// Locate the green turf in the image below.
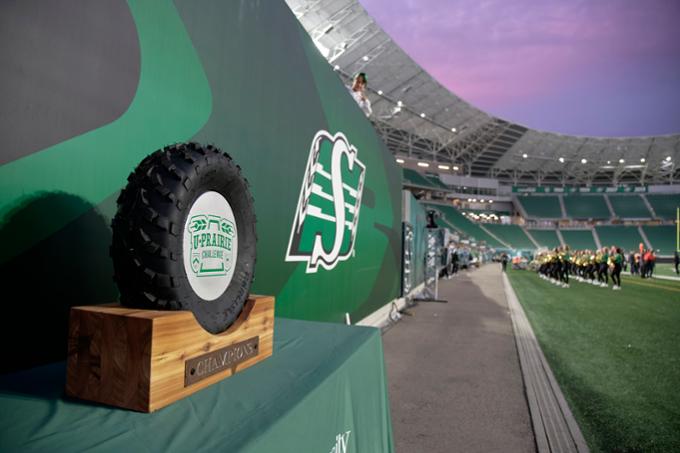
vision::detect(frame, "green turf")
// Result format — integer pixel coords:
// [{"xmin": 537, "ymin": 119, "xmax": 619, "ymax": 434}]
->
[
  {"xmin": 640, "ymin": 263, "xmax": 679, "ymax": 279},
  {"xmin": 507, "ymin": 269, "xmax": 680, "ymax": 452}
]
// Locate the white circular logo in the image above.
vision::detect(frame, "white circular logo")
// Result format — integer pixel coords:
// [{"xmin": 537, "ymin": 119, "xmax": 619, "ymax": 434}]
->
[{"xmin": 183, "ymin": 191, "xmax": 238, "ymax": 301}]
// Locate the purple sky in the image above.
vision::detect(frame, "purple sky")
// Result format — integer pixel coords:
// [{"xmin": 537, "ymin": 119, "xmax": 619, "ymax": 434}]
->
[{"xmin": 359, "ymin": 0, "xmax": 680, "ymax": 137}]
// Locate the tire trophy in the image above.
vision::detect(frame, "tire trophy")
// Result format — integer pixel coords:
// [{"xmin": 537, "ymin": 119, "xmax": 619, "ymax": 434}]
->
[{"xmin": 111, "ymin": 143, "xmax": 256, "ymax": 334}]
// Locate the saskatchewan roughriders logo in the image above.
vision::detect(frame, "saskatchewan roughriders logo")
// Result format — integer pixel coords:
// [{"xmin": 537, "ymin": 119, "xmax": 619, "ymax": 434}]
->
[
  {"xmin": 188, "ymin": 214, "xmax": 235, "ymax": 277},
  {"xmin": 285, "ymin": 130, "xmax": 366, "ymax": 273}
]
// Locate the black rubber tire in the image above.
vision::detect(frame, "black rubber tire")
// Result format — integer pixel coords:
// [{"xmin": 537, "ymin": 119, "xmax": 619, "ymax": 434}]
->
[{"xmin": 110, "ymin": 142, "xmax": 256, "ymax": 334}]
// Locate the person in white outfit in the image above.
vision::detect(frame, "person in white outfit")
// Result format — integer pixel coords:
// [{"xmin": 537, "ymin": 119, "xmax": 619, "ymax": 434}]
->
[{"xmin": 348, "ymin": 72, "xmax": 372, "ymax": 117}]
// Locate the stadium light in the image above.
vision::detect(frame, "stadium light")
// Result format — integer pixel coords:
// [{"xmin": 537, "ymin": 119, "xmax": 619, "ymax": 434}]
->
[
  {"xmin": 559, "ymin": 157, "xmax": 565, "ymax": 163},
  {"xmin": 581, "ymin": 158, "xmax": 587, "ymax": 164},
  {"xmin": 396, "ymin": 158, "xmax": 404, "ymax": 164},
  {"xmin": 438, "ymin": 164, "xmax": 450, "ymax": 170},
  {"xmin": 417, "ymin": 162, "xmax": 429, "ymax": 168},
  {"xmin": 619, "ymin": 158, "xmax": 625, "ymax": 164}
]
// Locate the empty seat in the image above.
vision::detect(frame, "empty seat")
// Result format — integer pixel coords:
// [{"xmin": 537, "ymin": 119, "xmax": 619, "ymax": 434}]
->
[
  {"xmin": 528, "ymin": 229, "xmax": 561, "ymax": 249},
  {"xmin": 595, "ymin": 226, "xmax": 644, "ymax": 252},
  {"xmin": 563, "ymin": 195, "xmax": 610, "ymax": 219},
  {"xmin": 560, "ymin": 230, "xmax": 597, "ymax": 250},
  {"xmin": 425, "ymin": 175, "xmax": 449, "ymax": 190},
  {"xmin": 483, "ymin": 224, "xmax": 535, "ymax": 249},
  {"xmin": 608, "ymin": 195, "xmax": 651, "ymax": 218},
  {"xmin": 517, "ymin": 196, "xmax": 562, "ymax": 218},
  {"xmin": 646, "ymin": 194, "xmax": 680, "ymax": 220},
  {"xmin": 424, "ymin": 203, "xmax": 505, "ymax": 248},
  {"xmin": 403, "ymin": 169, "xmax": 437, "ymax": 189},
  {"xmin": 643, "ymin": 225, "xmax": 676, "ymax": 256}
]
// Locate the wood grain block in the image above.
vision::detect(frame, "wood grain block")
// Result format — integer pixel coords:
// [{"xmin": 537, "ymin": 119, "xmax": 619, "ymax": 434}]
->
[{"xmin": 66, "ymin": 295, "xmax": 275, "ymax": 412}]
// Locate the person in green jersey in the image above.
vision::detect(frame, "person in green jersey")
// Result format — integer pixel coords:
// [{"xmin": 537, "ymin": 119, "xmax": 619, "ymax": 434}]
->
[
  {"xmin": 610, "ymin": 246, "xmax": 623, "ymax": 290},
  {"xmin": 598, "ymin": 247, "xmax": 609, "ymax": 287}
]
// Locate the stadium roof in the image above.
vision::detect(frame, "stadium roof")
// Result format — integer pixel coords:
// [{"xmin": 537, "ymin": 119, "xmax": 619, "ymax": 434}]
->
[{"xmin": 285, "ymin": 0, "xmax": 680, "ymax": 186}]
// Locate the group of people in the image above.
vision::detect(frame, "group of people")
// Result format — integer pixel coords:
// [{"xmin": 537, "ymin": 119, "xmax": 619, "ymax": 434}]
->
[
  {"xmin": 628, "ymin": 249, "xmax": 657, "ymax": 278},
  {"xmin": 536, "ymin": 246, "xmax": 625, "ymax": 290}
]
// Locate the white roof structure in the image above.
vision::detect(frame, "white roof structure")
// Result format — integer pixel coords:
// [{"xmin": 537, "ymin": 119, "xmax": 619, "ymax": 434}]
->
[{"xmin": 286, "ymin": 0, "xmax": 680, "ymax": 186}]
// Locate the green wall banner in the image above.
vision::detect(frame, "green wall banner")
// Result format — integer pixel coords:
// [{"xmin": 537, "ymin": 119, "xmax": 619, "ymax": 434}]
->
[{"xmin": 0, "ymin": 0, "xmax": 402, "ymax": 371}]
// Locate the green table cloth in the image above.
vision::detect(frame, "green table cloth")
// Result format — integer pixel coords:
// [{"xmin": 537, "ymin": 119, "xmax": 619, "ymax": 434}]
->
[{"xmin": 0, "ymin": 318, "xmax": 394, "ymax": 452}]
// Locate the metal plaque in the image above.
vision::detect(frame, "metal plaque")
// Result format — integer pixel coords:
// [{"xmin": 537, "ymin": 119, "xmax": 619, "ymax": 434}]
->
[{"xmin": 184, "ymin": 336, "xmax": 259, "ymax": 387}]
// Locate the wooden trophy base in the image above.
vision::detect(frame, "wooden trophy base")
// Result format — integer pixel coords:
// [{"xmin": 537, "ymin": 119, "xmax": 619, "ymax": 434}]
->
[{"xmin": 66, "ymin": 295, "xmax": 274, "ymax": 412}]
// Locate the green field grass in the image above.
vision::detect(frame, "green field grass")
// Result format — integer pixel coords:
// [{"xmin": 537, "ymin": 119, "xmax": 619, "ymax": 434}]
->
[
  {"xmin": 507, "ymin": 269, "xmax": 680, "ymax": 452},
  {"xmin": 647, "ymin": 263, "xmax": 679, "ymax": 278}
]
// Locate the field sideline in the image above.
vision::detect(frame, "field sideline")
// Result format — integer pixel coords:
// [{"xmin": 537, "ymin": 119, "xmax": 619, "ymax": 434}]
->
[{"xmin": 507, "ymin": 268, "xmax": 680, "ymax": 452}]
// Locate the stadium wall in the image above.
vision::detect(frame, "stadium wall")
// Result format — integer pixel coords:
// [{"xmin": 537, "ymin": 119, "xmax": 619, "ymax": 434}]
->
[
  {"xmin": 403, "ymin": 192, "xmax": 428, "ymax": 290},
  {"xmin": 0, "ymin": 0, "xmax": 402, "ymax": 370}
]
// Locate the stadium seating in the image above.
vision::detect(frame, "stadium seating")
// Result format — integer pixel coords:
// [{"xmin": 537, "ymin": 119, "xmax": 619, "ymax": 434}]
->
[
  {"xmin": 563, "ymin": 195, "xmax": 610, "ymax": 219},
  {"xmin": 608, "ymin": 195, "xmax": 652, "ymax": 218},
  {"xmin": 560, "ymin": 229, "xmax": 597, "ymax": 250},
  {"xmin": 646, "ymin": 194, "xmax": 680, "ymax": 219},
  {"xmin": 516, "ymin": 195, "xmax": 562, "ymax": 218},
  {"xmin": 424, "ymin": 203, "xmax": 505, "ymax": 248},
  {"xmin": 483, "ymin": 224, "xmax": 535, "ymax": 249},
  {"xmin": 643, "ymin": 225, "xmax": 676, "ymax": 256},
  {"xmin": 595, "ymin": 226, "xmax": 644, "ymax": 252},
  {"xmin": 403, "ymin": 169, "xmax": 438, "ymax": 189},
  {"xmin": 425, "ymin": 175, "xmax": 449, "ymax": 190},
  {"xmin": 528, "ymin": 229, "xmax": 561, "ymax": 249}
]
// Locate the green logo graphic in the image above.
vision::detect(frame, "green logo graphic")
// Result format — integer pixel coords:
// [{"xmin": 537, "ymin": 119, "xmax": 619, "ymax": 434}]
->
[
  {"xmin": 286, "ymin": 130, "xmax": 366, "ymax": 273},
  {"xmin": 188, "ymin": 214, "xmax": 235, "ymax": 277}
]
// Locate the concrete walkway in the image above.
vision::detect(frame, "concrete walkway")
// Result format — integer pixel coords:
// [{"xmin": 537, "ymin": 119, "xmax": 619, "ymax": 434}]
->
[{"xmin": 383, "ymin": 264, "xmax": 535, "ymax": 452}]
